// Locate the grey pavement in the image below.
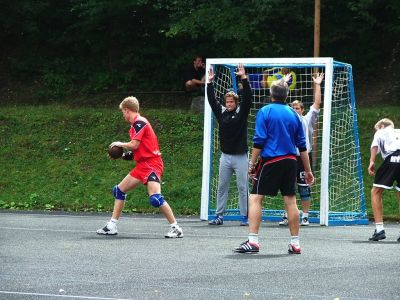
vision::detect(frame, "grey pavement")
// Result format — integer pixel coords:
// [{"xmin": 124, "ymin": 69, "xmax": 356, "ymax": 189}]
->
[{"xmin": 0, "ymin": 211, "xmax": 399, "ymax": 300}]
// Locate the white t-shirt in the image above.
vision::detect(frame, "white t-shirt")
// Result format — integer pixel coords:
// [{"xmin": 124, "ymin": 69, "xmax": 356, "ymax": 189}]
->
[
  {"xmin": 296, "ymin": 105, "xmax": 320, "ymax": 155},
  {"xmin": 371, "ymin": 126, "xmax": 400, "ymax": 160}
]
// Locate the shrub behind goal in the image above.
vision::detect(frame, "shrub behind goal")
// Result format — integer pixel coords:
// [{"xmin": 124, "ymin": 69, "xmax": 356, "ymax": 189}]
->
[{"xmin": 200, "ymin": 58, "xmax": 368, "ymax": 226}]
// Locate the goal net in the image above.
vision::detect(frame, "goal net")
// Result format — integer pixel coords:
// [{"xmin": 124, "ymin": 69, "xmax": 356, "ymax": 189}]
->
[{"xmin": 200, "ymin": 58, "xmax": 368, "ymax": 226}]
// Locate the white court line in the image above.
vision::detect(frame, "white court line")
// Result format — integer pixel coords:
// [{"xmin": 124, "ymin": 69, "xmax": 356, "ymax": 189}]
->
[
  {"xmin": 0, "ymin": 287, "xmax": 384, "ymax": 300},
  {"xmin": 0, "ymin": 290, "xmax": 133, "ymax": 300},
  {"xmin": 0, "ymin": 225, "xmax": 393, "ymax": 242}
]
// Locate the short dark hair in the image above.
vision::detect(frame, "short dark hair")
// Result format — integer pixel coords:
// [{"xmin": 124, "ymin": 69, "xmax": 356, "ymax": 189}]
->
[{"xmin": 270, "ymin": 79, "xmax": 289, "ymax": 102}]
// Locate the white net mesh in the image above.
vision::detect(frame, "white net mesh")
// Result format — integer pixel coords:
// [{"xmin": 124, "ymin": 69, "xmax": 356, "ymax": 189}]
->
[{"xmin": 207, "ymin": 61, "xmax": 366, "ymax": 223}]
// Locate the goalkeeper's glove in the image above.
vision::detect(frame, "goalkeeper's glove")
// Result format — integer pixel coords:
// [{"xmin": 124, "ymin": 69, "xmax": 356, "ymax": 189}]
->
[{"xmin": 122, "ymin": 151, "xmax": 134, "ymax": 161}]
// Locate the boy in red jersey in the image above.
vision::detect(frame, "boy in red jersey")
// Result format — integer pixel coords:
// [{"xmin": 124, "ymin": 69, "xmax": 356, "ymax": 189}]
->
[{"xmin": 97, "ymin": 96, "xmax": 183, "ymax": 238}]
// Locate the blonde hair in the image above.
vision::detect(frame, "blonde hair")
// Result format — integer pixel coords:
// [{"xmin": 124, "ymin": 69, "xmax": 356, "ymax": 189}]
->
[
  {"xmin": 290, "ymin": 100, "xmax": 304, "ymax": 109},
  {"xmin": 224, "ymin": 91, "xmax": 239, "ymax": 105},
  {"xmin": 119, "ymin": 96, "xmax": 139, "ymax": 112},
  {"xmin": 374, "ymin": 118, "xmax": 394, "ymax": 130}
]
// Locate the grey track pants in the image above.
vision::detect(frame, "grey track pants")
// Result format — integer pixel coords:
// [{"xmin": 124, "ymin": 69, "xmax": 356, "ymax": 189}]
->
[{"xmin": 216, "ymin": 152, "xmax": 248, "ymax": 216}]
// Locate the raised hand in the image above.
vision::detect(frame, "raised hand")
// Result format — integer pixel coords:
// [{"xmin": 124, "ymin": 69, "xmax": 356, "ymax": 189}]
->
[
  {"xmin": 235, "ymin": 63, "xmax": 246, "ymax": 78},
  {"xmin": 312, "ymin": 72, "xmax": 324, "ymax": 85},
  {"xmin": 207, "ymin": 66, "xmax": 215, "ymax": 83},
  {"xmin": 283, "ymin": 73, "xmax": 292, "ymax": 83}
]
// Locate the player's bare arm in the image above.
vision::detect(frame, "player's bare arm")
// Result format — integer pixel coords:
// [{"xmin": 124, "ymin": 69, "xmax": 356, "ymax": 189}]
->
[
  {"xmin": 248, "ymin": 148, "xmax": 261, "ymax": 180},
  {"xmin": 300, "ymin": 150, "xmax": 314, "ymax": 185},
  {"xmin": 368, "ymin": 146, "xmax": 378, "ymax": 176},
  {"xmin": 110, "ymin": 139, "xmax": 140, "ymax": 151},
  {"xmin": 312, "ymin": 72, "xmax": 324, "ymax": 110}
]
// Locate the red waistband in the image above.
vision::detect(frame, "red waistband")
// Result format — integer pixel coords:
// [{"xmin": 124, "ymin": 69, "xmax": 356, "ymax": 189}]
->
[{"xmin": 264, "ymin": 155, "xmax": 297, "ymax": 165}]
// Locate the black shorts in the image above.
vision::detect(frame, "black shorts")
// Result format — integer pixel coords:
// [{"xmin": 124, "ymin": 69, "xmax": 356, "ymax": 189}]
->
[
  {"xmin": 251, "ymin": 158, "xmax": 297, "ymax": 196},
  {"xmin": 374, "ymin": 150, "xmax": 400, "ymax": 190},
  {"xmin": 297, "ymin": 152, "xmax": 312, "ymax": 186}
]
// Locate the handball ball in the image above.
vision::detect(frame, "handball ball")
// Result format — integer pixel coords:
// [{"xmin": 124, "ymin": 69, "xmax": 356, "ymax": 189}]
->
[{"xmin": 108, "ymin": 146, "xmax": 123, "ymax": 159}]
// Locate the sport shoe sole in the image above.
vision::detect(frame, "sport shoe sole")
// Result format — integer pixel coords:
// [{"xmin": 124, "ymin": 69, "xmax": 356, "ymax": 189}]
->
[
  {"xmin": 165, "ymin": 234, "xmax": 184, "ymax": 238},
  {"xmin": 288, "ymin": 244, "xmax": 301, "ymax": 254},
  {"xmin": 165, "ymin": 226, "xmax": 184, "ymax": 238},
  {"xmin": 96, "ymin": 227, "xmax": 118, "ymax": 235},
  {"xmin": 368, "ymin": 230, "xmax": 386, "ymax": 241},
  {"xmin": 209, "ymin": 217, "xmax": 223, "ymax": 225},
  {"xmin": 233, "ymin": 241, "xmax": 260, "ymax": 254}
]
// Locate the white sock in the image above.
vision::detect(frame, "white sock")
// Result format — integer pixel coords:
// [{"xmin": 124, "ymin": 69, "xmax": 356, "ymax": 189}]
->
[
  {"xmin": 171, "ymin": 222, "xmax": 178, "ymax": 227},
  {"xmin": 290, "ymin": 236, "xmax": 300, "ymax": 247},
  {"xmin": 248, "ymin": 233, "xmax": 259, "ymax": 244},
  {"xmin": 110, "ymin": 218, "xmax": 118, "ymax": 224},
  {"xmin": 375, "ymin": 222, "xmax": 384, "ymax": 232},
  {"xmin": 302, "ymin": 212, "xmax": 309, "ymax": 218}
]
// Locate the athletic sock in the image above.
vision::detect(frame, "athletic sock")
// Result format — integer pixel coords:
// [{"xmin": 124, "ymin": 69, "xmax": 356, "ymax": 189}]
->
[
  {"xmin": 290, "ymin": 236, "xmax": 300, "ymax": 247},
  {"xmin": 248, "ymin": 233, "xmax": 259, "ymax": 244},
  {"xmin": 302, "ymin": 212, "xmax": 309, "ymax": 219},
  {"xmin": 171, "ymin": 222, "xmax": 178, "ymax": 227},
  {"xmin": 110, "ymin": 218, "xmax": 118, "ymax": 224},
  {"xmin": 375, "ymin": 222, "xmax": 384, "ymax": 233}
]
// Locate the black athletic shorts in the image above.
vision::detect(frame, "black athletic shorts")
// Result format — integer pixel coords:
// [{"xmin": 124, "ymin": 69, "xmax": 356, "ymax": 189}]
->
[
  {"xmin": 374, "ymin": 150, "xmax": 400, "ymax": 190},
  {"xmin": 251, "ymin": 157, "xmax": 297, "ymax": 196}
]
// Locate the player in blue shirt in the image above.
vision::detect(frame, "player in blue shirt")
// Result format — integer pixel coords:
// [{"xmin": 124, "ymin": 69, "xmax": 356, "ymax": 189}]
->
[{"xmin": 233, "ymin": 75, "xmax": 314, "ymax": 254}]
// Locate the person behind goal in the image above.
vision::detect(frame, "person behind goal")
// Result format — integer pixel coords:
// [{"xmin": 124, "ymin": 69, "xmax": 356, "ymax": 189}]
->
[{"xmin": 279, "ymin": 72, "xmax": 324, "ymax": 226}]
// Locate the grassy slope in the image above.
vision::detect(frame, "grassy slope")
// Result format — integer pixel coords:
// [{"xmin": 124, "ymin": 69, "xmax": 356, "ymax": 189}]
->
[
  {"xmin": 0, "ymin": 106, "xmax": 203, "ymax": 214},
  {"xmin": 0, "ymin": 104, "xmax": 399, "ymax": 218}
]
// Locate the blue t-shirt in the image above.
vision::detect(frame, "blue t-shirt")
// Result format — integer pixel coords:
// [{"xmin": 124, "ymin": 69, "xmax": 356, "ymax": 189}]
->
[{"xmin": 253, "ymin": 102, "xmax": 306, "ymax": 159}]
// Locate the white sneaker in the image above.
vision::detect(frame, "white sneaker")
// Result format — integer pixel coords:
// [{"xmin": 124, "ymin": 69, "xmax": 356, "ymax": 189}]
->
[
  {"xmin": 165, "ymin": 225, "xmax": 183, "ymax": 238},
  {"xmin": 279, "ymin": 217, "xmax": 288, "ymax": 226},
  {"xmin": 96, "ymin": 221, "xmax": 118, "ymax": 235},
  {"xmin": 301, "ymin": 217, "xmax": 310, "ymax": 226}
]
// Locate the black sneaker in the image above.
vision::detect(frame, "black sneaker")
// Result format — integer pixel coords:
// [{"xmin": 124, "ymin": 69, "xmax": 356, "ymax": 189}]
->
[
  {"xmin": 233, "ymin": 240, "xmax": 260, "ymax": 253},
  {"xmin": 368, "ymin": 229, "xmax": 386, "ymax": 241}
]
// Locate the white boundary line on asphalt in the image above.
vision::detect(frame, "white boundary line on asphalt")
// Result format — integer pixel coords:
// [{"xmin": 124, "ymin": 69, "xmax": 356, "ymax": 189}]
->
[{"xmin": 0, "ymin": 290, "xmax": 133, "ymax": 300}]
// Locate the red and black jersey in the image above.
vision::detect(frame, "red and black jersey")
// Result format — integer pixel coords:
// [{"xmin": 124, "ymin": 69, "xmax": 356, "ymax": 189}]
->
[{"xmin": 129, "ymin": 114, "xmax": 161, "ymax": 162}]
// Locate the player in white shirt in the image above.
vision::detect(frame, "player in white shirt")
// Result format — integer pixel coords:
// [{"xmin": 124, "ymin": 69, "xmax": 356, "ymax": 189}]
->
[
  {"xmin": 279, "ymin": 73, "xmax": 324, "ymax": 226},
  {"xmin": 368, "ymin": 118, "xmax": 400, "ymax": 242}
]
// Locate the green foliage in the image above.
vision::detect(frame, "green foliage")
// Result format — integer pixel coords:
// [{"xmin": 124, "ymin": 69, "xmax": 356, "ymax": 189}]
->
[
  {"xmin": 1, "ymin": 1, "xmax": 399, "ymax": 100},
  {"xmin": 0, "ymin": 105, "xmax": 203, "ymax": 214},
  {"xmin": 0, "ymin": 104, "xmax": 399, "ymax": 219}
]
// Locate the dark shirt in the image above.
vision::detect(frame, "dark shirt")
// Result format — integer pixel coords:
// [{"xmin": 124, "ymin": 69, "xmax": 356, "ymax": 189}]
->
[
  {"xmin": 183, "ymin": 64, "xmax": 205, "ymax": 88},
  {"xmin": 207, "ymin": 78, "xmax": 252, "ymax": 154}
]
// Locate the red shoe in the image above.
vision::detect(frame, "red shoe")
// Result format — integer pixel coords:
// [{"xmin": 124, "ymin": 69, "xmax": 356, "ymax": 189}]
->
[{"xmin": 288, "ymin": 243, "xmax": 301, "ymax": 254}]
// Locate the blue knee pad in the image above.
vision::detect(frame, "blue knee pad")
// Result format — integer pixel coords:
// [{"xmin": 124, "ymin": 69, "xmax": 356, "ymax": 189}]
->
[
  {"xmin": 298, "ymin": 185, "xmax": 311, "ymax": 201},
  {"xmin": 149, "ymin": 194, "xmax": 165, "ymax": 207},
  {"xmin": 112, "ymin": 185, "xmax": 126, "ymax": 201}
]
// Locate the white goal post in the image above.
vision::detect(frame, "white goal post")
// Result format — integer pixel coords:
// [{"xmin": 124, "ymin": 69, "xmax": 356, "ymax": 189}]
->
[{"xmin": 200, "ymin": 57, "xmax": 368, "ymax": 226}]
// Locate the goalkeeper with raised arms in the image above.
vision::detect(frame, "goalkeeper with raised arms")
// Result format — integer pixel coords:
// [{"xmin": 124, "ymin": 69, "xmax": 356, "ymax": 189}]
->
[
  {"xmin": 234, "ymin": 74, "xmax": 314, "ymax": 254},
  {"xmin": 207, "ymin": 63, "xmax": 251, "ymax": 226}
]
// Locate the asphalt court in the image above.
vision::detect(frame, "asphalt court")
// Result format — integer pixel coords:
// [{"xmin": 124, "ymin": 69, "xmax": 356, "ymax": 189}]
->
[{"xmin": 0, "ymin": 211, "xmax": 399, "ymax": 300}]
